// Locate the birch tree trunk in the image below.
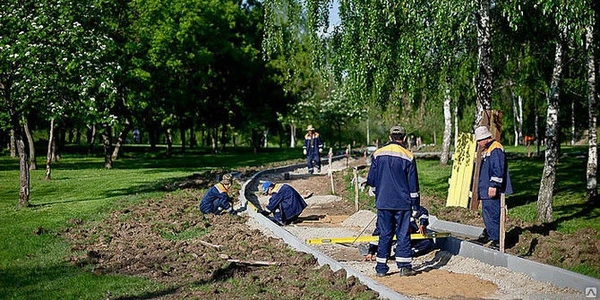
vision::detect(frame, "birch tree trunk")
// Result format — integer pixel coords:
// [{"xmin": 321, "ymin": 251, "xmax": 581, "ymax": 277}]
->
[
  {"xmin": 87, "ymin": 124, "xmax": 96, "ymax": 154},
  {"xmin": 440, "ymin": 84, "xmax": 452, "ymax": 165},
  {"xmin": 537, "ymin": 27, "xmax": 565, "ymax": 223},
  {"xmin": 510, "ymin": 83, "xmax": 523, "ymax": 146},
  {"xmin": 45, "ymin": 118, "xmax": 55, "ymax": 180},
  {"xmin": 101, "ymin": 125, "xmax": 113, "ymax": 169},
  {"xmin": 474, "ymin": 0, "xmax": 493, "ymax": 125},
  {"xmin": 111, "ymin": 118, "xmax": 132, "ymax": 160},
  {"xmin": 585, "ymin": 23, "xmax": 597, "ymax": 200},
  {"xmin": 454, "ymin": 105, "xmax": 458, "ymax": 149},
  {"xmin": 180, "ymin": 124, "xmax": 187, "ymax": 153},
  {"xmin": 571, "ymin": 100, "xmax": 576, "ymax": 145},
  {"xmin": 24, "ymin": 121, "xmax": 37, "ymax": 170},
  {"xmin": 289, "ymin": 123, "xmax": 296, "ymax": 148},
  {"xmin": 17, "ymin": 132, "xmax": 29, "ymax": 207},
  {"xmin": 10, "ymin": 129, "xmax": 16, "ymax": 158},
  {"xmin": 165, "ymin": 128, "xmax": 173, "ymax": 157}
]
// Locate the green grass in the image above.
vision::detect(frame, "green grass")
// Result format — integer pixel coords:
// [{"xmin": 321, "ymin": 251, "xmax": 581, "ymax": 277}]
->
[
  {"xmin": 2, "ymin": 144, "xmax": 600, "ymax": 298},
  {"xmin": 0, "ymin": 146, "xmax": 300, "ymax": 300}
]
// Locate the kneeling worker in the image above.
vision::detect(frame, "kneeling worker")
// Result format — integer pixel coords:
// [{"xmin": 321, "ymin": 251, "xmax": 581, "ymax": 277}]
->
[
  {"xmin": 260, "ymin": 181, "xmax": 307, "ymax": 225},
  {"xmin": 199, "ymin": 174, "xmax": 237, "ymax": 215}
]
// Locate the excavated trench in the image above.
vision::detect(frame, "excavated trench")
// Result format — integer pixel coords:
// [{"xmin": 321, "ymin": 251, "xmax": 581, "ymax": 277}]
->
[{"xmin": 239, "ymin": 156, "xmax": 598, "ymax": 300}]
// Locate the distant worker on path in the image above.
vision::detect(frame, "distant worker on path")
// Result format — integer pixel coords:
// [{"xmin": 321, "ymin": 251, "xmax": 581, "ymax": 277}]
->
[
  {"xmin": 367, "ymin": 125, "xmax": 421, "ymax": 277},
  {"xmin": 199, "ymin": 174, "xmax": 237, "ymax": 215},
  {"xmin": 260, "ymin": 181, "xmax": 307, "ymax": 226},
  {"xmin": 303, "ymin": 125, "xmax": 323, "ymax": 174},
  {"xmin": 361, "ymin": 206, "xmax": 434, "ymax": 261},
  {"xmin": 474, "ymin": 126, "xmax": 513, "ymax": 248}
]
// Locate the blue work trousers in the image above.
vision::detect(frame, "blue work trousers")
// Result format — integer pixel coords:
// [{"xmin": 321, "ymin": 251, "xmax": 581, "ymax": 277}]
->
[
  {"xmin": 376, "ymin": 209, "xmax": 412, "ymax": 274},
  {"xmin": 306, "ymin": 151, "xmax": 321, "ymax": 174},
  {"xmin": 482, "ymin": 199, "xmax": 500, "ymax": 242}
]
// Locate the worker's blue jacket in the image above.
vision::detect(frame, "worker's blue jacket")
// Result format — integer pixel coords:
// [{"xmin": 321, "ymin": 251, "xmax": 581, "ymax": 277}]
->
[
  {"xmin": 199, "ymin": 183, "xmax": 233, "ymax": 214},
  {"xmin": 303, "ymin": 132, "xmax": 323, "ymax": 154},
  {"xmin": 367, "ymin": 141, "xmax": 420, "ymax": 210},
  {"xmin": 478, "ymin": 140, "xmax": 513, "ymax": 199},
  {"xmin": 264, "ymin": 183, "xmax": 307, "ymax": 223}
]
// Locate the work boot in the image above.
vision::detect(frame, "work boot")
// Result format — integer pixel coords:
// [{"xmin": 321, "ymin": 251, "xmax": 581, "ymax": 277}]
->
[
  {"xmin": 476, "ymin": 229, "xmax": 489, "ymax": 243},
  {"xmin": 398, "ymin": 267, "xmax": 416, "ymax": 277}
]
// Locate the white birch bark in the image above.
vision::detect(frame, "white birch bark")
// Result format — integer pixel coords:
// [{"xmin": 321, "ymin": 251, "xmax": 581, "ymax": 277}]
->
[
  {"xmin": 537, "ymin": 26, "xmax": 566, "ymax": 223},
  {"xmin": 585, "ymin": 23, "xmax": 597, "ymax": 199},
  {"xmin": 440, "ymin": 85, "xmax": 452, "ymax": 165}
]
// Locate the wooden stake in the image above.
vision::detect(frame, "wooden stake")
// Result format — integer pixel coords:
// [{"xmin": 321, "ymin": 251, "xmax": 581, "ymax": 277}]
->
[
  {"xmin": 328, "ymin": 148, "xmax": 335, "ymax": 194},
  {"xmin": 353, "ymin": 167, "xmax": 359, "ymax": 212},
  {"xmin": 500, "ymin": 193, "xmax": 506, "ymax": 253}
]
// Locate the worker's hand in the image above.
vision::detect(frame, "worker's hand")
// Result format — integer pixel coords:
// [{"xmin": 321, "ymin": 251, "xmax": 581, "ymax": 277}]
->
[
  {"xmin": 364, "ymin": 254, "xmax": 375, "ymax": 261},
  {"xmin": 303, "ymin": 149, "xmax": 307, "ymax": 155},
  {"xmin": 488, "ymin": 187, "xmax": 497, "ymax": 198},
  {"xmin": 418, "ymin": 225, "xmax": 426, "ymax": 235}
]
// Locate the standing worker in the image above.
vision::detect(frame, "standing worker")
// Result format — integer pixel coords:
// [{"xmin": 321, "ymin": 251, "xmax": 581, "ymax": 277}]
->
[
  {"xmin": 199, "ymin": 174, "xmax": 237, "ymax": 215},
  {"xmin": 474, "ymin": 125, "xmax": 513, "ymax": 248},
  {"xmin": 260, "ymin": 181, "xmax": 307, "ymax": 225},
  {"xmin": 367, "ymin": 125, "xmax": 421, "ymax": 277},
  {"xmin": 303, "ymin": 125, "xmax": 323, "ymax": 174}
]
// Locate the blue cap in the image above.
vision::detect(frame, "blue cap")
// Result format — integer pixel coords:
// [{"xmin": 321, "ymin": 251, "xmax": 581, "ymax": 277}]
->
[{"xmin": 262, "ymin": 181, "xmax": 273, "ymax": 194}]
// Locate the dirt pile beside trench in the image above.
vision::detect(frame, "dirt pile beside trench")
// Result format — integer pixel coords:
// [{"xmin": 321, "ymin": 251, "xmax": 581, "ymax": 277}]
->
[{"xmin": 64, "ymin": 187, "xmax": 378, "ymax": 299}]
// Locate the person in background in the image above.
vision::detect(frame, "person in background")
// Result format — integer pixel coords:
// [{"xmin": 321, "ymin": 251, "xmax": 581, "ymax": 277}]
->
[
  {"xmin": 199, "ymin": 174, "xmax": 237, "ymax": 215},
  {"xmin": 303, "ymin": 125, "xmax": 323, "ymax": 174},
  {"xmin": 361, "ymin": 206, "xmax": 434, "ymax": 261},
  {"xmin": 367, "ymin": 125, "xmax": 421, "ymax": 277},
  {"xmin": 474, "ymin": 125, "xmax": 513, "ymax": 248},
  {"xmin": 260, "ymin": 181, "xmax": 307, "ymax": 226}
]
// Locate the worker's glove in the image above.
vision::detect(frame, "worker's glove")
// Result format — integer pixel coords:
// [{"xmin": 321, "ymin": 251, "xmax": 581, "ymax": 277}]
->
[
  {"xmin": 412, "ymin": 206, "xmax": 420, "ymax": 217},
  {"xmin": 318, "ymin": 148, "xmax": 322, "ymax": 153},
  {"xmin": 303, "ymin": 149, "xmax": 307, "ymax": 155}
]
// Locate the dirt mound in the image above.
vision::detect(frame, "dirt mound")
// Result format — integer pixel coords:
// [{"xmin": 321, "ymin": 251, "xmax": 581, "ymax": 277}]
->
[{"xmin": 64, "ymin": 189, "xmax": 378, "ymax": 299}]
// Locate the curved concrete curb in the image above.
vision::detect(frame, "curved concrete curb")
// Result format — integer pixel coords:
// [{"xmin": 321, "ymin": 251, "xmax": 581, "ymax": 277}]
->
[
  {"xmin": 428, "ymin": 216, "xmax": 600, "ymax": 293},
  {"xmin": 239, "ymin": 158, "xmax": 409, "ymax": 300}
]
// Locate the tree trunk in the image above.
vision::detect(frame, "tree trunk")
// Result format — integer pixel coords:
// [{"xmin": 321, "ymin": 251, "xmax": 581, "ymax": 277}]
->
[
  {"xmin": 585, "ymin": 23, "xmax": 597, "ymax": 200},
  {"xmin": 10, "ymin": 129, "xmax": 16, "ymax": 158},
  {"xmin": 101, "ymin": 125, "xmax": 113, "ymax": 169},
  {"xmin": 190, "ymin": 124, "xmax": 197, "ymax": 148},
  {"xmin": 454, "ymin": 105, "xmax": 458, "ymax": 149},
  {"xmin": 510, "ymin": 81, "xmax": 523, "ymax": 146},
  {"xmin": 474, "ymin": 0, "xmax": 493, "ymax": 125},
  {"xmin": 24, "ymin": 121, "xmax": 37, "ymax": 170},
  {"xmin": 537, "ymin": 27, "xmax": 565, "ymax": 223},
  {"xmin": 220, "ymin": 124, "xmax": 227, "ymax": 152},
  {"xmin": 45, "ymin": 118, "xmax": 55, "ymax": 180},
  {"xmin": 111, "ymin": 118, "xmax": 132, "ymax": 160},
  {"xmin": 180, "ymin": 124, "xmax": 187, "ymax": 153},
  {"xmin": 440, "ymin": 83, "xmax": 452, "ymax": 165},
  {"xmin": 289, "ymin": 123, "xmax": 296, "ymax": 148},
  {"xmin": 165, "ymin": 128, "xmax": 173, "ymax": 157},
  {"xmin": 87, "ymin": 124, "xmax": 96, "ymax": 154},
  {"xmin": 571, "ymin": 100, "xmax": 576, "ymax": 145},
  {"xmin": 17, "ymin": 133, "xmax": 29, "ymax": 207}
]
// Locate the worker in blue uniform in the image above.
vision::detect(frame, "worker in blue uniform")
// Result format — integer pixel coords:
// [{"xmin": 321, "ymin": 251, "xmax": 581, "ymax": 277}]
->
[
  {"xmin": 474, "ymin": 125, "xmax": 513, "ymax": 248},
  {"xmin": 199, "ymin": 174, "xmax": 237, "ymax": 215},
  {"xmin": 362, "ymin": 206, "xmax": 434, "ymax": 261},
  {"xmin": 303, "ymin": 125, "xmax": 323, "ymax": 174},
  {"xmin": 260, "ymin": 181, "xmax": 308, "ymax": 225},
  {"xmin": 367, "ymin": 125, "xmax": 420, "ymax": 277}
]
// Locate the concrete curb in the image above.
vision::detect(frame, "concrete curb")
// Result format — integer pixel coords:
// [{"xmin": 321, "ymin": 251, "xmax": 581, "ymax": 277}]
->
[{"xmin": 428, "ymin": 216, "xmax": 600, "ymax": 293}]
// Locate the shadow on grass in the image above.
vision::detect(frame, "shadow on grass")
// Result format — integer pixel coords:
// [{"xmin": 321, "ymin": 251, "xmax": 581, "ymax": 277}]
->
[{"xmin": 0, "ymin": 264, "xmax": 169, "ymax": 300}]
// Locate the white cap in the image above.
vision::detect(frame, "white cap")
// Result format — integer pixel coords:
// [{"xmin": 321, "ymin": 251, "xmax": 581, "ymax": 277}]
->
[{"xmin": 474, "ymin": 126, "xmax": 492, "ymax": 141}]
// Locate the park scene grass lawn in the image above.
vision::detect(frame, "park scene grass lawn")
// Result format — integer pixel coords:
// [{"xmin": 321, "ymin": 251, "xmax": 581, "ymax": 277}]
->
[{"xmin": 1, "ymin": 145, "xmax": 599, "ymax": 299}]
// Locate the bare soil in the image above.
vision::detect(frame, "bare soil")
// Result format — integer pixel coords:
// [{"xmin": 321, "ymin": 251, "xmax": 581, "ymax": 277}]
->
[{"xmin": 63, "ymin": 159, "xmax": 599, "ymax": 300}]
